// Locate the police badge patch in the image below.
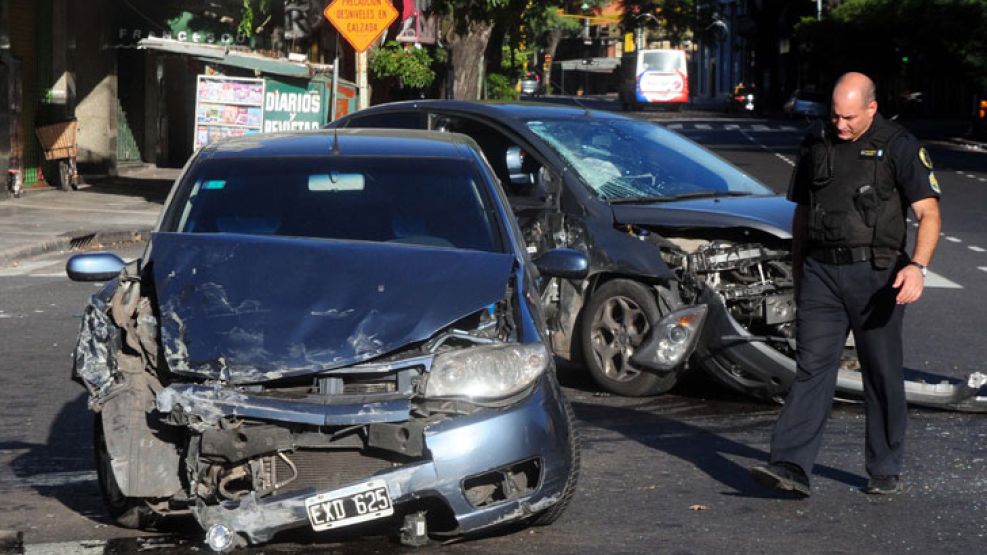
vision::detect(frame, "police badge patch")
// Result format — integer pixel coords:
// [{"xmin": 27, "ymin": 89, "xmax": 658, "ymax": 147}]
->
[
  {"xmin": 918, "ymin": 147, "xmax": 934, "ymax": 170},
  {"xmin": 929, "ymin": 172, "xmax": 941, "ymax": 193}
]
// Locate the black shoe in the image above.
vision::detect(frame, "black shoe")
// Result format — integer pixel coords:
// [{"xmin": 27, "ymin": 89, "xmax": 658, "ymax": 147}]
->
[
  {"xmin": 750, "ymin": 462, "xmax": 811, "ymax": 497},
  {"xmin": 864, "ymin": 475, "xmax": 902, "ymax": 495}
]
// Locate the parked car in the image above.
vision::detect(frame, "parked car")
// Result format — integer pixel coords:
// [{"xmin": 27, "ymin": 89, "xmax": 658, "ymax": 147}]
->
[
  {"xmin": 67, "ymin": 129, "xmax": 584, "ymax": 550},
  {"xmin": 783, "ymin": 89, "xmax": 828, "ymax": 118},
  {"xmin": 329, "ymin": 101, "xmax": 987, "ymax": 412}
]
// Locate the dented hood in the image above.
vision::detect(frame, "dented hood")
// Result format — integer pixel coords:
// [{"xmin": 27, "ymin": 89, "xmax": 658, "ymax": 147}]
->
[
  {"xmin": 150, "ymin": 232, "xmax": 514, "ymax": 384},
  {"xmin": 610, "ymin": 195, "xmax": 795, "ymax": 239}
]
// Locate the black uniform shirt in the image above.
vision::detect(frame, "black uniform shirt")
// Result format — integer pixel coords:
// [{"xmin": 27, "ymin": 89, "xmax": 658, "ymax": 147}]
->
[{"xmin": 787, "ymin": 114, "xmax": 942, "ymax": 208}]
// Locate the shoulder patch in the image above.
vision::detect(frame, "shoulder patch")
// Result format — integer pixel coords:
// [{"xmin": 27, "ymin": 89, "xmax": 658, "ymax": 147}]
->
[
  {"xmin": 929, "ymin": 172, "xmax": 941, "ymax": 194},
  {"xmin": 918, "ymin": 147, "xmax": 934, "ymax": 170}
]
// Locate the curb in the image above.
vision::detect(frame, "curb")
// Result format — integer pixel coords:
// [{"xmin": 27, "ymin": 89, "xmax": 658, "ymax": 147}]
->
[
  {"xmin": 947, "ymin": 136, "xmax": 987, "ymax": 151},
  {"xmin": 0, "ymin": 229, "xmax": 151, "ymax": 269}
]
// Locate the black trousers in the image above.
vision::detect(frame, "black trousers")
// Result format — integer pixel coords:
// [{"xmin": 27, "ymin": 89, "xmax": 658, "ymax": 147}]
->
[{"xmin": 769, "ymin": 255, "xmax": 908, "ymax": 477}]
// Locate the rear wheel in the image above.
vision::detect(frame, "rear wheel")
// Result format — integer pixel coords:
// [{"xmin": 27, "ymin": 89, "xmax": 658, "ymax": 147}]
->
[
  {"xmin": 580, "ymin": 279, "xmax": 679, "ymax": 396},
  {"xmin": 94, "ymin": 416, "xmax": 157, "ymax": 529},
  {"xmin": 57, "ymin": 160, "xmax": 73, "ymax": 191}
]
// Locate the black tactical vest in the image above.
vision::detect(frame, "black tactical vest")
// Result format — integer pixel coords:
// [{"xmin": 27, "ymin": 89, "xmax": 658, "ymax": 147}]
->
[{"xmin": 806, "ymin": 118, "xmax": 906, "ymax": 267}]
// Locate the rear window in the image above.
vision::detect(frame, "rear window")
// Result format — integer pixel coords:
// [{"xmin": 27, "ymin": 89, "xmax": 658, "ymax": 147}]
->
[{"xmin": 172, "ymin": 157, "xmax": 503, "ymax": 253}]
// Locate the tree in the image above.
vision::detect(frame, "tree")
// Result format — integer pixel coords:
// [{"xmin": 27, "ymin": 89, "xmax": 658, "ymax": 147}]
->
[{"xmin": 431, "ymin": 0, "xmax": 511, "ymax": 99}]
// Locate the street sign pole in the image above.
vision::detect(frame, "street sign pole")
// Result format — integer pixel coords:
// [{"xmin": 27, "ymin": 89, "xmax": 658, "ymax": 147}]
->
[{"xmin": 357, "ymin": 50, "xmax": 369, "ymax": 110}]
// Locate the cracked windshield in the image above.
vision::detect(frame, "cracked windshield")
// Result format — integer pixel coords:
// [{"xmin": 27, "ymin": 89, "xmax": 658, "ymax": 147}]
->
[{"xmin": 526, "ymin": 119, "xmax": 772, "ymax": 201}]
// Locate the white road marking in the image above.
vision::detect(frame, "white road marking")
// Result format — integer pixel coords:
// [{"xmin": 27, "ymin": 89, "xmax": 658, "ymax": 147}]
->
[
  {"xmin": 751, "ymin": 124, "xmax": 770, "ymax": 132},
  {"xmin": 0, "ymin": 260, "xmax": 55, "ymax": 276},
  {"xmin": 724, "ymin": 124, "xmax": 739, "ymax": 130},
  {"xmin": 945, "ymin": 236, "xmax": 962, "ymax": 243},
  {"xmin": 737, "ymin": 128, "xmax": 796, "ymax": 167},
  {"xmin": 979, "ymin": 267, "xmax": 987, "ymax": 274},
  {"xmin": 695, "ymin": 123, "xmax": 712, "ymax": 130},
  {"xmin": 780, "ymin": 125, "xmax": 798, "ymax": 131},
  {"xmin": 969, "ymin": 246, "xmax": 985, "ymax": 252},
  {"xmin": 925, "ymin": 270, "xmax": 963, "ymax": 289},
  {"xmin": 24, "ymin": 541, "xmax": 107, "ymax": 555},
  {"xmin": 666, "ymin": 123, "xmax": 683, "ymax": 129},
  {"xmin": 955, "ymin": 170, "xmax": 965, "ymax": 175},
  {"xmin": 967, "ymin": 174, "xmax": 977, "ymax": 179}
]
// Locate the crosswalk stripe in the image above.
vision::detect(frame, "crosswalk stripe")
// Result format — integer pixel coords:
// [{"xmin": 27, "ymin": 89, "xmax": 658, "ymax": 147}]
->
[
  {"xmin": 751, "ymin": 124, "xmax": 770, "ymax": 131},
  {"xmin": 695, "ymin": 123, "xmax": 712, "ymax": 130},
  {"xmin": 666, "ymin": 123, "xmax": 683, "ymax": 129},
  {"xmin": 926, "ymin": 270, "xmax": 963, "ymax": 289},
  {"xmin": 969, "ymin": 246, "xmax": 985, "ymax": 252}
]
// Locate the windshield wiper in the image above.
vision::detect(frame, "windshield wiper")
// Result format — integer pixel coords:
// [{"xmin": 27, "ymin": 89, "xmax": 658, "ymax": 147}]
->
[{"xmin": 607, "ymin": 191, "xmax": 754, "ymax": 204}]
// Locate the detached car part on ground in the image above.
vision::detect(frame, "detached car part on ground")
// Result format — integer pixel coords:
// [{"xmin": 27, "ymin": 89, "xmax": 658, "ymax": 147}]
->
[
  {"xmin": 330, "ymin": 101, "xmax": 987, "ymax": 412},
  {"xmin": 68, "ymin": 130, "xmax": 586, "ymax": 550}
]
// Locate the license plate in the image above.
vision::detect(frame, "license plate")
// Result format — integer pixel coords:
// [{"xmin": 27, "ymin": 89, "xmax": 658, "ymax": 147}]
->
[{"xmin": 304, "ymin": 480, "xmax": 394, "ymax": 531}]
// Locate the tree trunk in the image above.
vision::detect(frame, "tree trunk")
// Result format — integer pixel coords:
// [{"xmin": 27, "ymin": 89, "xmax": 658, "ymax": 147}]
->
[
  {"xmin": 448, "ymin": 20, "xmax": 494, "ymax": 100},
  {"xmin": 544, "ymin": 28, "xmax": 562, "ymax": 94}
]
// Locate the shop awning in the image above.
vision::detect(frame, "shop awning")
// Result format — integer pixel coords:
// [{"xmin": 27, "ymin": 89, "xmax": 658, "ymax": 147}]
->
[{"xmin": 137, "ymin": 37, "xmax": 333, "ymax": 79}]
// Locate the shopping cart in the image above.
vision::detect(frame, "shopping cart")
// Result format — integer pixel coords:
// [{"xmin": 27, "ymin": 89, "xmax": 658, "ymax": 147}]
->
[{"xmin": 35, "ymin": 118, "xmax": 79, "ymax": 191}]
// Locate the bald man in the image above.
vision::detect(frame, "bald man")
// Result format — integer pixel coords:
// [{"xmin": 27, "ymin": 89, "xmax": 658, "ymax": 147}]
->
[{"xmin": 750, "ymin": 72, "xmax": 941, "ymax": 497}]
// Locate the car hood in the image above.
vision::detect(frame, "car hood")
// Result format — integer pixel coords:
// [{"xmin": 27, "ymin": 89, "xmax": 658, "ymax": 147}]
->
[
  {"xmin": 150, "ymin": 232, "xmax": 515, "ymax": 384},
  {"xmin": 610, "ymin": 195, "xmax": 795, "ymax": 239}
]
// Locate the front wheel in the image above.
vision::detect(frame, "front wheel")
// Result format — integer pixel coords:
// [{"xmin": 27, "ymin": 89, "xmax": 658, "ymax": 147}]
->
[
  {"xmin": 580, "ymin": 279, "xmax": 680, "ymax": 396},
  {"xmin": 94, "ymin": 416, "xmax": 157, "ymax": 529}
]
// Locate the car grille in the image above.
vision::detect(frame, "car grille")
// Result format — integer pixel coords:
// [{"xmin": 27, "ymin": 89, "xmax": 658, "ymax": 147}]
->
[{"xmin": 271, "ymin": 448, "xmax": 396, "ymax": 495}]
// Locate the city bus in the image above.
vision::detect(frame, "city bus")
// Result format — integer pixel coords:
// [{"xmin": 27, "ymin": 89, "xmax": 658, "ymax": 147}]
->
[{"xmin": 619, "ymin": 48, "xmax": 689, "ymax": 110}]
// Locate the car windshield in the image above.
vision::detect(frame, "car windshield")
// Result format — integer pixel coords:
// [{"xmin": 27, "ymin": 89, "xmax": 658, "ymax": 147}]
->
[
  {"xmin": 525, "ymin": 118, "xmax": 773, "ymax": 201},
  {"xmin": 173, "ymin": 157, "xmax": 502, "ymax": 252},
  {"xmin": 641, "ymin": 51, "xmax": 684, "ymax": 72}
]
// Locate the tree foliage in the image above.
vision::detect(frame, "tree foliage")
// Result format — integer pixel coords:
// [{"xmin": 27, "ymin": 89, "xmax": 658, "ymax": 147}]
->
[
  {"xmin": 369, "ymin": 42, "xmax": 437, "ymax": 89},
  {"xmin": 796, "ymin": 0, "xmax": 987, "ymax": 90}
]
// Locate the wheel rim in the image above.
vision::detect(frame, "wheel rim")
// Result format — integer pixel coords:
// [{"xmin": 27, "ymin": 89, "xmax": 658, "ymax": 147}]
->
[{"xmin": 589, "ymin": 295, "xmax": 650, "ymax": 382}]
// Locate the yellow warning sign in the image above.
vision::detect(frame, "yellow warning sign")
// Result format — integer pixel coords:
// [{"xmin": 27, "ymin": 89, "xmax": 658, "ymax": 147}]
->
[{"xmin": 323, "ymin": 0, "xmax": 399, "ymax": 53}]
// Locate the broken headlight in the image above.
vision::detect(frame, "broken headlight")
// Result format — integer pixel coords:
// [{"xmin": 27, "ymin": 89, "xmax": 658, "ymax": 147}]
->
[
  {"xmin": 630, "ymin": 306, "xmax": 708, "ymax": 371},
  {"xmin": 425, "ymin": 343, "xmax": 549, "ymax": 400}
]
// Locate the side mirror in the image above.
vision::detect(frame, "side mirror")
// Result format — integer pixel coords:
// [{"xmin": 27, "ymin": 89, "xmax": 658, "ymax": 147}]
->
[
  {"xmin": 533, "ymin": 248, "xmax": 589, "ymax": 280},
  {"xmin": 65, "ymin": 252, "xmax": 126, "ymax": 282}
]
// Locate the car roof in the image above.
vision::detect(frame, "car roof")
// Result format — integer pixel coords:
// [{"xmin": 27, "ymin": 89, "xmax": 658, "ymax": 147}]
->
[
  {"xmin": 345, "ymin": 99, "xmax": 632, "ymax": 122},
  {"xmin": 200, "ymin": 128, "xmax": 477, "ymax": 159}
]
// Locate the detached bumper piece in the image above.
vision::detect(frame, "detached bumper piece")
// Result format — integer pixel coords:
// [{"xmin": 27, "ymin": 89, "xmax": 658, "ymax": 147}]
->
[{"xmin": 156, "ymin": 375, "xmax": 571, "ymax": 547}]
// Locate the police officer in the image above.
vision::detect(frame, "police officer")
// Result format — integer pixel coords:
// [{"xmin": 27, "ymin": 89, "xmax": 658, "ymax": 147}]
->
[{"xmin": 750, "ymin": 72, "xmax": 942, "ymax": 496}]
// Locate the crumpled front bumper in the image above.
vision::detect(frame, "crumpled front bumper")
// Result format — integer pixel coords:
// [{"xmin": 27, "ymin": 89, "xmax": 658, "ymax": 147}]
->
[
  {"xmin": 694, "ymin": 288, "xmax": 987, "ymax": 412},
  {"xmin": 177, "ymin": 373, "xmax": 574, "ymax": 545}
]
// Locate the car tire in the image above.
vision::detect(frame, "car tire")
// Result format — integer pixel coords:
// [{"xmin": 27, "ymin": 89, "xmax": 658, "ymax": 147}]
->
[
  {"xmin": 532, "ymin": 391, "xmax": 580, "ymax": 526},
  {"xmin": 580, "ymin": 279, "xmax": 679, "ymax": 396},
  {"xmin": 94, "ymin": 416, "xmax": 157, "ymax": 529}
]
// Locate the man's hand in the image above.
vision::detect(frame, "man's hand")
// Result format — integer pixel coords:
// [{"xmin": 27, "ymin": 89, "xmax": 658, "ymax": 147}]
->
[{"xmin": 893, "ymin": 264, "xmax": 924, "ymax": 304}]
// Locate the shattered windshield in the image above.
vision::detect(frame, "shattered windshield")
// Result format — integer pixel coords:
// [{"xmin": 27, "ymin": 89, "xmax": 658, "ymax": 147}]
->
[
  {"xmin": 525, "ymin": 118, "xmax": 772, "ymax": 201},
  {"xmin": 174, "ymin": 157, "xmax": 502, "ymax": 253}
]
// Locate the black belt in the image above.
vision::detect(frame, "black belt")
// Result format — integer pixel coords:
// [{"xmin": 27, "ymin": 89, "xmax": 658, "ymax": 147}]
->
[{"xmin": 808, "ymin": 246, "xmax": 872, "ymax": 265}]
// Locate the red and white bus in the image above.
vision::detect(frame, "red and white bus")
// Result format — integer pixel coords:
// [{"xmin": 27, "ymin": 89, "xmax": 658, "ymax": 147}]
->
[{"xmin": 619, "ymin": 49, "xmax": 689, "ymax": 110}]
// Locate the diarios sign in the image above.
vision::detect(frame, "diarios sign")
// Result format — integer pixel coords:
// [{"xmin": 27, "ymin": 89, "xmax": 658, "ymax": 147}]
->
[{"xmin": 323, "ymin": 0, "xmax": 399, "ymax": 53}]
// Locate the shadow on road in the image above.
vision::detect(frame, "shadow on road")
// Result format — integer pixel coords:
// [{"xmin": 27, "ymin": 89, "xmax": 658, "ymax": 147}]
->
[
  {"xmin": 1, "ymin": 394, "xmax": 107, "ymax": 524},
  {"xmin": 570, "ymin": 397, "xmax": 866, "ymax": 498},
  {"xmin": 79, "ymin": 176, "xmax": 174, "ymax": 204}
]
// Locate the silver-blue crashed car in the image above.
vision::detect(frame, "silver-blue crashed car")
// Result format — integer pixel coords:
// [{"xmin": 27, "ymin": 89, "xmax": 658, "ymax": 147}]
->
[{"xmin": 67, "ymin": 129, "xmax": 585, "ymax": 550}]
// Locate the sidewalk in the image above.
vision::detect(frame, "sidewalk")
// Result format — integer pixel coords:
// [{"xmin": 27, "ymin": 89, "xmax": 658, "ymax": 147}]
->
[{"xmin": 0, "ymin": 164, "xmax": 177, "ymax": 268}]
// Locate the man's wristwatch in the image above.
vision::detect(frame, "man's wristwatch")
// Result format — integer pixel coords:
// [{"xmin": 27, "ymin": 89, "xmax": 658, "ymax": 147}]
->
[{"xmin": 908, "ymin": 261, "xmax": 928, "ymax": 277}]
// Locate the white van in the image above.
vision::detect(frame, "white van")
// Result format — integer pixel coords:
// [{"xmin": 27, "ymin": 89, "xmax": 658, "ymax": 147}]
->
[{"xmin": 619, "ymin": 49, "xmax": 689, "ymax": 110}]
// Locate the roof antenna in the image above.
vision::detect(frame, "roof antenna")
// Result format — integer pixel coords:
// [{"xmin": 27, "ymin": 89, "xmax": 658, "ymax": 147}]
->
[{"xmin": 331, "ymin": 127, "xmax": 341, "ymax": 155}]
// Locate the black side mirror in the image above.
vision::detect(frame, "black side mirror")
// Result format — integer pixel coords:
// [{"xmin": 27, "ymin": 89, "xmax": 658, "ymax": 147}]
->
[
  {"xmin": 65, "ymin": 252, "xmax": 126, "ymax": 282},
  {"xmin": 533, "ymin": 248, "xmax": 589, "ymax": 280}
]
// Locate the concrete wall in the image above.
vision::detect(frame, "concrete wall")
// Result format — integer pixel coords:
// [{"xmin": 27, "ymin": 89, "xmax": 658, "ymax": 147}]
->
[{"xmin": 68, "ymin": 0, "xmax": 116, "ymax": 171}]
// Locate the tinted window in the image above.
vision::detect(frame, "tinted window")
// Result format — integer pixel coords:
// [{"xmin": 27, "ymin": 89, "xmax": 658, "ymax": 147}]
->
[
  {"xmin": 343, "ymin": 111, "xmax": 424, "ymax": 129},
  {"xmin": 174, "ymin": 157, "xmax": 502, "ymax": 253}
]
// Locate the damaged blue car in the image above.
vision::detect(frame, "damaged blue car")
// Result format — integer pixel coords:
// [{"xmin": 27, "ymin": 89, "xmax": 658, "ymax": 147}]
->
[{"xmin": 66, "ymin": 129, "xmax": 585, "ymax": 550}]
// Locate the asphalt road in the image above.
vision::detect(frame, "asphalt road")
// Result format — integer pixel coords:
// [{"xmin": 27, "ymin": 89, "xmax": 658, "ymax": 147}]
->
[{"xmin": 1, "ymin": 113, "xmax": 986, "ymax": 554}]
